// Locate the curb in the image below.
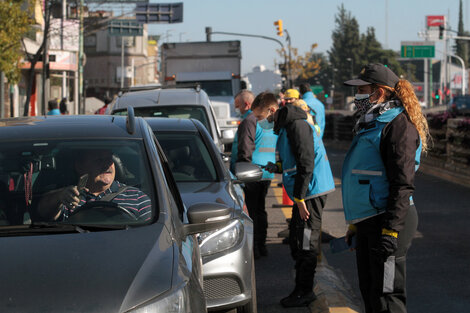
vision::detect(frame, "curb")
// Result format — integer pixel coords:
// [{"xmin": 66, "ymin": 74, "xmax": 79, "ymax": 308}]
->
[{"xmin": 310, "ymin": 249, "xmax": 363, "ymax": 313}]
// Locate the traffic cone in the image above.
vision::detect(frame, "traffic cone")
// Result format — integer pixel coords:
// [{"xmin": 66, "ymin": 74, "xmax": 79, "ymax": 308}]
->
[{"xmin": 282, "ymin": 186, "xmax": 293, "ymax": 206}]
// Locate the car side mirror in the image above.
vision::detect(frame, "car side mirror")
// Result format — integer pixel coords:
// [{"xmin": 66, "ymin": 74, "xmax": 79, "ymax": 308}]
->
[
  {"xmin": 220, "ymin": 129, "xmax": 235, "ymax": 144},
  {"xmin": 232, "ymin": 162, "xmax": 263, "ymax": 184},
  {"xmin": 183, "ymin": 203, "xmax": 232, "ymax": 236}
]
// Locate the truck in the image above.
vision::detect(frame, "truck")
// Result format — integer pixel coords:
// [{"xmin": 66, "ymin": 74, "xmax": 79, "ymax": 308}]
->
[{"xmin": 160, "ymin": 40, "xmax": 242, "ymax": 147}]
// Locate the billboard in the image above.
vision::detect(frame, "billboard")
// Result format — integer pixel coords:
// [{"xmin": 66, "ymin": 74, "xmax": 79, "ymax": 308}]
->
[{"xmin": 426, "ymin": 15, "xmax": 445, "ymax": 28}]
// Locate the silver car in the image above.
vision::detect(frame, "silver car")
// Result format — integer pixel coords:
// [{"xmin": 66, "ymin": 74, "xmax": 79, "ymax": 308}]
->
[
  {"xmin": 109, "ymin": 86, "xmax": 235, "ymax": 152},
  {"xmin": 146, "ymin": 117, "xmax": 261, "ymax": 313}
]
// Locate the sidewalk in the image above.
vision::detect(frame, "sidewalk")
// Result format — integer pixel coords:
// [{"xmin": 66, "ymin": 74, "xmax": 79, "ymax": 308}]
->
[{"xmin": 267, "ymin": 176, "xmax": 363, "ymax": 313}]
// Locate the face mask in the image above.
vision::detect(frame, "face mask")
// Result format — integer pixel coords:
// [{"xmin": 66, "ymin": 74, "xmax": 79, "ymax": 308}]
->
[
  {"xmin": 353, "ymin": 92, "xmax": 375, "ymax": 113},
  {"xmin": 258, "ymin": 118, "xmax": 274, "ymax": 130},
  {"xmin": 234, "ymin": 107, "xmax": 241, "ymax": 116}
]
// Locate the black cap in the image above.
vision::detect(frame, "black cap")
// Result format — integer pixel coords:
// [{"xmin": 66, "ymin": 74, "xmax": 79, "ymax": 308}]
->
[{"xmin": 344, "ymin": 63, "xmax": 399, "ymax": 88}]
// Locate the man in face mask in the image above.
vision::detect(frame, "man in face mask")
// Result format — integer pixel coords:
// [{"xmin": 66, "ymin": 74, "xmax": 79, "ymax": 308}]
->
[
  {"xmin": 252, "ymin": 93, "xmax": 335, "ymax": 308},
  {"xmin": 230, "ymin": 90, "xmax": 278, "ymax": 259}
]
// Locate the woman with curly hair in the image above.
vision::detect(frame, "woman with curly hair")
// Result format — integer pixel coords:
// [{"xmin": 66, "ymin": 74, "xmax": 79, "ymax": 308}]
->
[{"xmin": 342, "ymin": 63, "xmax": 429, "ymax": 313}]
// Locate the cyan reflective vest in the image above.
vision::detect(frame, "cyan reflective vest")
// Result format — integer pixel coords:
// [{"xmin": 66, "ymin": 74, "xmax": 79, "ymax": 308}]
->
[
  {"xmin": 302, "ymin": 91, "xmax": 325, "ymax": 139},
  {"xmin": 341, "ymin": 107, "xmax": 422, "ymax": 224},
  {"xmin": 277, "ymin": 120, "xmax": 335, "ymax": 201},
  {"xmin": 231, "ymin": 111, "xmax": 278, "ymax": 180}
]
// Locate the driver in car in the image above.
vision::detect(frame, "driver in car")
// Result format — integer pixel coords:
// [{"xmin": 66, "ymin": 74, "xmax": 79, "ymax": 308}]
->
[{"xmin": 37, "ymin": 149, "xmax": 151, "ymax": 222}]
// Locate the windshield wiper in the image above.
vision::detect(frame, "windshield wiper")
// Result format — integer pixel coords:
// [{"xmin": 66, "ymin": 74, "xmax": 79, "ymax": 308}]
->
[{"xmin": 0, "ymin": 222, "xmax": 128, "ymax": 236}]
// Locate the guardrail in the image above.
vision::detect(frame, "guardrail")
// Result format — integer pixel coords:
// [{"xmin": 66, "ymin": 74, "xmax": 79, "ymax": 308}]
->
[{"xmin": 324, "ymin": 110, "xmax": 470, "ymax": 186}]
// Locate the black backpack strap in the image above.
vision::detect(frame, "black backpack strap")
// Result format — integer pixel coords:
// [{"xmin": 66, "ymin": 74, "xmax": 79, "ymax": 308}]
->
[{"xmin": 100, "ymin": 186, "xmax": 130, "ymax": 202}]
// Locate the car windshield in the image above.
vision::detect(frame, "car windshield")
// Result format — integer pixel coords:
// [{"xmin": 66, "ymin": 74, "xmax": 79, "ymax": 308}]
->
[
  {"xmin": 178, "ymin": 81, "xmax": 232, "ymax": 97},
  {"xmin": 154, "ymin": 132, "xmax": 218, "ymax": 182},
  {"xmin": 114, "ymin": 105, "xmax": 211, "ymax": 136},
  {"xmin": 0, "ymin": 139, "xmax": 155, "ymax": 229}
]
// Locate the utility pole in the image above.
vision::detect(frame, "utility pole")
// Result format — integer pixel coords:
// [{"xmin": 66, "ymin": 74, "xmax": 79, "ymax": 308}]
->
[
  {"xmin": 285, "ymin": 29, "xmax": 292, "ymax": 88},
  {"xmin": 78, "ymin": 0, "xmax": 84, "ymax": 114},
  {"xmin": 61, "ymin": 0, "xmax": 67, "ymax": 100},
  {"xmin": 121, "ymin": 36, "xmax": 125, "ymax": 89},
  {"xmin": 42, "ymin": 1, "xmax": 50, "ymax": 116}
]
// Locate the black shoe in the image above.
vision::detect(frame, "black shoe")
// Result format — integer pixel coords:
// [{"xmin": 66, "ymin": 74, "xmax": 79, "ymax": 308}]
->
[
  {"xmin": 280, "ymin": 290, "xmax": 317, "ymax": 307},
  {"xmin": 259, "ymin": 244, "xmax": 268, "ymax": 257}
]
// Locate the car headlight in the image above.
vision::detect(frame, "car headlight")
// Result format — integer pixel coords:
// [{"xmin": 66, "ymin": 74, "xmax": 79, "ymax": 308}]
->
[
  {"xmin": 198, "ymin": 219, "xmax": 243, "ymax": 256},
  {"xmin": 128, "ymin": 285, "xmax": 189, "ymax": 313}
]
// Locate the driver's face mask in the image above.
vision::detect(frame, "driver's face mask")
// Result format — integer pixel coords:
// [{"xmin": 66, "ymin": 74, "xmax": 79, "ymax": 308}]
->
[{"xmin": 353, "ymin": 90, "xmax": 376, "ymax": 114}]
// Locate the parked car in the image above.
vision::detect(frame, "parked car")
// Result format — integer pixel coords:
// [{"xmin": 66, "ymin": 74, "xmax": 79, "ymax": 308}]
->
[
  {"xmin": 0, "ymin": 112, "xmax": 235, "ymax": 312},
  {"xmin": 448, "ymin": 95, "xmax": 470, "ymax": 114},
  {"xmin": 145, "ymin": 117, "xmax": 262, "ymax": 313},
  {"xmin": 109, "ymin": 86, "xmax": 235, "ymax": 152}
]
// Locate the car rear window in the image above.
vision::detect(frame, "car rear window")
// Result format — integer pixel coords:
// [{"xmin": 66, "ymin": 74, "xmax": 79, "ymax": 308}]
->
[
  {"xmin": 178, "ymin": 80, "xmax": 232, "ymax": 97},
  {"xmin": 114, "ymin": 105, "xmax": 212, "ymax": 137},
  {"xmin": 0, "ymin": 139, "xmax": 155, "ymax": 228},
  {"xmin": 154, "ymin": 132, "xmax": 218, "ymax": 182}
]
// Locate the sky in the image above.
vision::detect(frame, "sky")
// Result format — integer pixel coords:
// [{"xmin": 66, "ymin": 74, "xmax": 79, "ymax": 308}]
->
[{"xmin": 106, "ymin": 0, "xmax": 467, "ymax": 75}]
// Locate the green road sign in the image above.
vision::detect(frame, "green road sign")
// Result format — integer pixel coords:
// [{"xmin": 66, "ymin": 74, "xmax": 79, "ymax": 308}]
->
[
  {"xmin": 311, "ymin": 85, "xmax": 324, "ymax": 95},
  {"xmin": 400, "ymin": 41, "xmax": 435, "ymax": 58},
  {"xmin": 108, "ymin": 20, "xmax": 143, "ymax": 37}
]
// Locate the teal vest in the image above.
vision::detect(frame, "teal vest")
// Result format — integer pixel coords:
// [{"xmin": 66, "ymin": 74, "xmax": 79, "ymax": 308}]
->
[
  {"xmin": 341, "ymin": 107, "xmax": 422, "ymax": 223},
  {"xmin": 231, "ymin": 111, "xmax": 277, "ymax": 180},
  {"xmin": 277, "ymin": 120, "xmax": 335, "ymax": 200}
]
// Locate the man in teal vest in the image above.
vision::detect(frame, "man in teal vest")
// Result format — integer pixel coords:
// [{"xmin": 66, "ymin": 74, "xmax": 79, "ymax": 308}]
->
[
  {"xmin": 230, "ymin": 90, "xmax": 277, "ymax": 259},
  {"xmin": 251, "ymin": 93, "xmax": 335, "ymax": 308},
  {"xmin": 299, "ymin": 83, "xmax": 325, "ymax": 138}
]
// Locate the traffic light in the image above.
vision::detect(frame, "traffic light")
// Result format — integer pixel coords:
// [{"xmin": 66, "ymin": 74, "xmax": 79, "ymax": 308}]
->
[
  {"xmin": 274, "ymin": 19, "xmax": 283, "ymax": 37},
  {"xmin": 324, "ymin": 94, "xmax": 329, "ymax": 98},
  {"xmin": 439, "ymin": 25, "xmax": 444, "ymax": 40}
]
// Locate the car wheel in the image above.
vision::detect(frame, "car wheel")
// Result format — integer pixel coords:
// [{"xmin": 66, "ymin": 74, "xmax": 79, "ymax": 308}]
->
[{"xmin": 237, "ymin": 254, "xmax": 257, "ymax": 313}]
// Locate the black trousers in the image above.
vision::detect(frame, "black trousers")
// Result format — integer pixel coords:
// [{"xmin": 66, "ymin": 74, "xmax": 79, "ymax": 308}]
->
[
  {"xmin": 355, "ymin": 205, "xmax": 418, "ymax": 313},
  {"xmin": 244, "ymin": 180, "xmax": 271, "ymax": 247},
  {"xmin": 289, "ymin": 195, "xmax": 326, "ymax": 293}
]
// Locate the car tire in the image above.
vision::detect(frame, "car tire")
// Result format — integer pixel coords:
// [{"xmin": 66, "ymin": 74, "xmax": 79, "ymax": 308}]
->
[{"xmin": 237, "ymin": 253, "xmax": 257, "ymax": 313}]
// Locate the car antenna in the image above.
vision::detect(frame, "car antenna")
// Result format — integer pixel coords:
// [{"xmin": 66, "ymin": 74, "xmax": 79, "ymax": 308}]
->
[{"xmin": 126, "ymin": 106, "xmax": 135, "ymax": 134}]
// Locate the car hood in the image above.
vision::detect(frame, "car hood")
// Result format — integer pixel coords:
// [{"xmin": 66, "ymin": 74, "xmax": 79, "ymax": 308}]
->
[
  {"xmin": 0, "ymin": 222, "xmax": 173, "ymax": 313},
  {"xmin": 177, "ymin": 181, "xmax": 236, "ymax": 209}
]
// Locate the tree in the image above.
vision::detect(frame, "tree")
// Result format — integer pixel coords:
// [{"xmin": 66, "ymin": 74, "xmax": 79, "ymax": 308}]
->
[
  {"xmin": 0, "ymin": 0, "xmax": 33, "ymax": 83},
  {"xmin": 328, "ymin": 4, "xmax": 362, "ymax": 100},
  {"xmin": 455, "ymin": 0, "xmax": 468, "ymax": 67},
  {"xmin": 360, "ymin": 27, "xmax": 405, "ymax": 79},
  {"xmin": 22, "ymin": 0, "xmax": 55, "ymax": 116},
  {"xmin": 277, "ymin": 43, "xmax": 322, "ymax": 85}
]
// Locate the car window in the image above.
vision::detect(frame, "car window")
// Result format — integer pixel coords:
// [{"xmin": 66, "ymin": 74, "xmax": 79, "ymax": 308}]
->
[
  {"xmin": 114, "ymin": 105, "xmax": 212, "ymax": 137},
  {"xmin": 154, "ymin": 132, "xmax": 217, "ymax": 182},
  {"xmin": 0, "ymin": 139, "xmax": 155, "ymax": 227},
  {"xmin": 178, "ymin": 81, "xmax": 232, "ymax": 97}
]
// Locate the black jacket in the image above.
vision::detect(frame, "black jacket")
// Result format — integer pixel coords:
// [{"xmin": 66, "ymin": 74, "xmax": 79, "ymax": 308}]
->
[
  {"xmin": 236, "ymin": 113, "xmax": 257, "ymax": 163},
  {"xmin": 380, "ymin": 111, "xmax": 420, "ymax": 232},
  {"xmin": 274, "ymin": 104, "xmax": 315, "ymax": 199}
]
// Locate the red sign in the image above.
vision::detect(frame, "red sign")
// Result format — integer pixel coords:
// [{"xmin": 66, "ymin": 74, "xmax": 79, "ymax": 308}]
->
[{"xmin": 427, "ymin": 15, "xmax": 445, "ymax": 27}]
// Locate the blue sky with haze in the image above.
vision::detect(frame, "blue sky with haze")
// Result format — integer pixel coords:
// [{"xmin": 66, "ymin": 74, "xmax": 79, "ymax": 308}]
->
[{"xmin": 110, "ymin": 0, "xmax": 467, "ymax": 74}]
